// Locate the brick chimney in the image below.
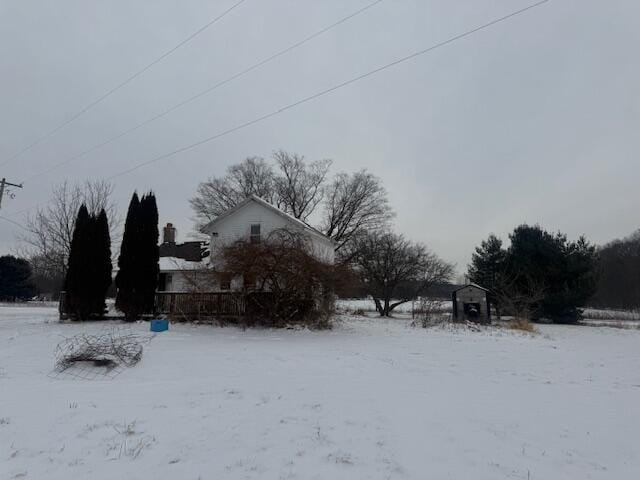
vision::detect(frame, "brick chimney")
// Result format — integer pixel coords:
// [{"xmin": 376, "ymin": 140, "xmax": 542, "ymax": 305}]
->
[{"xmin": 163, "ymin": 223, "xmax": 176, "ymax": 245}]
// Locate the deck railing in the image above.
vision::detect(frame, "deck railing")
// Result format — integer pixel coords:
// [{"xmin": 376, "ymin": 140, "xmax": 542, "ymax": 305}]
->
[
  {"xmin": 154, "ymin": 292, "xmax": 247, "ymax": 316},
  {"xmin": 59, "ymin": 291, "xmax": 271, "ymax": 319}
]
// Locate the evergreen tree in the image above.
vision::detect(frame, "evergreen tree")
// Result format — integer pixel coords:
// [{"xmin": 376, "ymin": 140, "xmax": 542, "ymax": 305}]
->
[
  {"xmin": 505, "ymin": 224, "xmax": 597, "ymax": 323},
  {"xmin": 0, "ymin": 256, "xmax": 35, "ymax": 301},
  {"xmin": 138, "ymin": 192, "xmax": 159, "ymax": 314},
  {"xmin": 61, "ymin": 205, "xmax": 113, "ymax": 319},
  {"xmin": 467, "ymin": 234, "xmax": 507, "ymax": 317},
  {"xmin": 115, "ymin": 192, "xmax": 160, "ymax": 320},
  {"xmin": 116, "ymin": 193, "xmax": 142, "ymax": 320},
  {"xmin": 92, "ymin": 209, "xmax": 112, "ymax": 316},
  {"xmin": 65, "ymin": 204, "xmax": 92, "ymax": 319}
]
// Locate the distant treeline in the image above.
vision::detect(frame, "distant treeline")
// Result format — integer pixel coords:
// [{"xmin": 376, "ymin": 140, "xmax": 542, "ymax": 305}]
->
[
  {"xmin": 336, "ymin": 280, "xmax": 458, "ymax": 300},
  {"xmin": 590, "ymin": 230, "xmax": 640, "ymax": 310}
]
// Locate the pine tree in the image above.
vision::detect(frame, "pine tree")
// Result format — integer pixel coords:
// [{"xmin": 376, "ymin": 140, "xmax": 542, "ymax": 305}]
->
[
  {"xmin": 65, "ymin": 204, "xmax": 92, "ymax": 319},
  {"xmin": 92, "ymin": 209, "xmax": 112, "ymax": 317},
  {"xmin": 0, "ymin": 256, "xmax": 36, "ymax": 301},
  {"xmin": 467, "ymin": 234, "xmax": 507, "ymax": 318},
  {"xmin": 138, "ymin": 192, "xmax": 159, "ymax": 314},
  {"xmin": 116, "ymin": 193, "xmax": 142, "ymax": 320},
  {"xmin": 505, "ymin": 224, "xmax": 597, "ymax": 323}
]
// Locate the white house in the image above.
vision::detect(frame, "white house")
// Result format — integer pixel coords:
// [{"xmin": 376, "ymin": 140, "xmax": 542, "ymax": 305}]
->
[{"xmin": 158, "ymin": 195, "xmax": 335, "ymax": 293}]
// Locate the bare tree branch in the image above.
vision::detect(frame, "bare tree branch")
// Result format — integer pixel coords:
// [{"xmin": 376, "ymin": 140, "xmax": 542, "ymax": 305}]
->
[
  {"xmin": 190, "ymin": 157, "xmax": 278, "ymax": 227},
  {"xmin": 322, "ymin": 170, "xmax": 393, "ymax": 252},
  {"xmin": 20, "ymin": 180, "xmax": 120, "ymax": 282},
  {"xmin": 273, "ymin": 150, "xmax": 331, "ymax": 222}
]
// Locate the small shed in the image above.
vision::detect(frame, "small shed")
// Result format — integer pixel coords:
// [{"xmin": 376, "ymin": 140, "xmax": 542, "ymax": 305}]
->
[{"xmin": 452, "ymin": 284, "xmax": 491, "ymax": 324}]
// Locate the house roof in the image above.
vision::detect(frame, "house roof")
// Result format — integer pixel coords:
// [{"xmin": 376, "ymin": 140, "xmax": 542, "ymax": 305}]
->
[
  {"xmin": 452, "ymin": 283, "xmax": 490, "ymax": 293},
  {"xmin": 159, "ymin": 241, "xmax": 204, "ymax": 262},
  {"xmin": 202, "ymin": 195, "xmax": 335, "ymax": 246}
]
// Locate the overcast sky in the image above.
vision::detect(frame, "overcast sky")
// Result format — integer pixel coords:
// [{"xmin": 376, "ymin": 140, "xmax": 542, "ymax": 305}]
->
[{"xmin": 0, "ymin": 0, "xmax": 638, "ymax": 274}]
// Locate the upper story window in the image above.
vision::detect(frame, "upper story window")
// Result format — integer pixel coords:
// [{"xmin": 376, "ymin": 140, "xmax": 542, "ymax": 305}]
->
[{"xmin": 250, "ymin": 224, "xmax": 261, "ymax": 244}]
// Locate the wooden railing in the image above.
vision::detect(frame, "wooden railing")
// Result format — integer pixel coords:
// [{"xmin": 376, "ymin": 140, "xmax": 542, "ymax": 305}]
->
[
  {"xmin": 59, "ymin": 291, "xmax": 268, "ymax": 319},
  {"xmin": 154, "ymin": 292, "xmax": 247, "ymax": 316}
]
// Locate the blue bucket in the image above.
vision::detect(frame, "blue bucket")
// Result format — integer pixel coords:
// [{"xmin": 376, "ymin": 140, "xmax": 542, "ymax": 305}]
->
[{"xmin": 150, "ymin": 319, "xmax": 169, "ymax": 332}]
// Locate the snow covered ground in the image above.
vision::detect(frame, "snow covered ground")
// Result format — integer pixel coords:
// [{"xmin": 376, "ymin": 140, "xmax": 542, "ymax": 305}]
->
[{"xmin": 1, "ymin": 304, "xmax": 639, "ymax": 479}]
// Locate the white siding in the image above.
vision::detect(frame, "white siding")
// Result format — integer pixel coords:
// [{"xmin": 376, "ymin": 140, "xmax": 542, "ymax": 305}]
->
[
  {"xmin": 159, "ymin": 270, "xmax": 217, "ymax": 292},
  {"xmin": 207, "ymin": 200, "xmax": 335, "ymax": 265},
  {"xmin": 159, "ymin": 198, "xmax": 335, "ymax": 293}
]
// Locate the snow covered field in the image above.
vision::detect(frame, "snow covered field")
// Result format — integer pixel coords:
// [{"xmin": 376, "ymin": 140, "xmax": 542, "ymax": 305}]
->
[{"xmin": 1, "ymin": 304, "xmax": 639, "ymax": 479}]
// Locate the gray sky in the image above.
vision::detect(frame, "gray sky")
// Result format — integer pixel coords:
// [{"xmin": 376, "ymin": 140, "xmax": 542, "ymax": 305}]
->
[{"xmin": 0, "ymin": 0, "xmax": 638, "ymax": 273}]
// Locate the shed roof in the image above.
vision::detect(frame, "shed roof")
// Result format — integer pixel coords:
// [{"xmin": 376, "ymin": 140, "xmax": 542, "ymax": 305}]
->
[{"xmin": 452, "ymin": 283, "xmax": 490, "ymax": 293}]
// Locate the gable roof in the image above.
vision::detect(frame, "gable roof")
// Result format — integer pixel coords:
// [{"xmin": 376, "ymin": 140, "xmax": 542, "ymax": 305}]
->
[
  {"xmin": 202, "ymin": 195, "xmax": 334, "ymax": 246},
  {"xmin": 452, "ymin": 283, "xmax": 490, "ymax": 293},
  {"xmin": 159, "ymin": 241, "xmax": 204, "ymax": 262}
]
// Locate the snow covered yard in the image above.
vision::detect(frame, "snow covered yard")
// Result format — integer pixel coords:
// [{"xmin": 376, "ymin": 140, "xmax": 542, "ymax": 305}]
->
[{"xmin": 1, "ymin": 305, "xmax": 639, "ymax": 480}]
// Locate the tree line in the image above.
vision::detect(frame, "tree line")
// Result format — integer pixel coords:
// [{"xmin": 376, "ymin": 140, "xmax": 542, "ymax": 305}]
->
[
  {"xmin": 590, "ymin": 230, "xmax": 640, "ymax": 310},
  {"xmin": 6, "ymin": 150, "xmax": 637, "ymax": 321}
]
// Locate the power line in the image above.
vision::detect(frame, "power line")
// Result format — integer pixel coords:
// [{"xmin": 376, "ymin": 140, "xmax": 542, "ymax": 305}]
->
[
  {"xmin": 0, "ymin": 0, "xmax": 248, "ymax": 169},
  {"xmin": 20, "ymin": 0, "xmax": 385, "ymax": 185},
  {"xmin": 4, "ymin": 0, "xmax": 550, "ymax": 222},
  {"xmin": 0, "ymin": 215, "xmax": 28, "ymax": 231},
  {"xmin": 106, "ymin": 0, "xmax": 550, "ymax": 180}
]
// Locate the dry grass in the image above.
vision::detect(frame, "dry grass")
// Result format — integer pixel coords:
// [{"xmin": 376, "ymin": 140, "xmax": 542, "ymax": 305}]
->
[
  {"xmin": 582, "ymin": 308, "xmax": 640, "ymax": 321},
  {"xmin": 508, "ymin": 318, "xmax": 537, "ymax": 333}
]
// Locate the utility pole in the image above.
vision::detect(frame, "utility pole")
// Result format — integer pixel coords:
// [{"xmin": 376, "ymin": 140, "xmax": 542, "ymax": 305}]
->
[{"xmin": 0, "ymin": 177, "xmax": 23, "ymax": 209}]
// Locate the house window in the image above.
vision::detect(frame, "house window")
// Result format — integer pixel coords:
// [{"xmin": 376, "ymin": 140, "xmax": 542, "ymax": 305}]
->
[
  {"xmin": 158, "ymin": 273, "xmax": 172, "ymax": 292},
  {"xmin": 220, "ymin": 273, "xmax": 231, "ymax": 291},
  {"xmin": 250, "ymin": 224, "xmax": 261, "ymax": 243}
]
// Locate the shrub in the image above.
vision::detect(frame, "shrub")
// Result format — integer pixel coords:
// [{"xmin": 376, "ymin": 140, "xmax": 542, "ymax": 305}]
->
[
  {"xmin": 508, "ymin": 318, "xmax": 537, "ymax": 333},
  {"xmin": 219, "ymin": 228, "xmax": 337, "ymax": 328}
]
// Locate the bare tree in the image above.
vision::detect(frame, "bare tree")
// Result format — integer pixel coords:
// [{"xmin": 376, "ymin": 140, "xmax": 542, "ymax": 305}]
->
[
  {"xmin": 189, "ymin": 157, "xmax": 278, "ymax": 226},
  {"xmin": 190, "ymin": 151, "xmax": 331, "ymax": 227},
  {"xmin": 21, "ymin": 180, "xmax": 120, "ymax": 282},
  {"xmin": 352, "ymin": 231, "xmax": 454, "ymax": 316},
  {"xmin": 322, "ymin": 170, "xmax": 393, "ymax": 253},
  {"xmin": 273, "ymin": 150, "xmax": 331, "ymax": 222},
  {"xmin": 190, "ymin": 152, "xmax": 394, "ymax": 257}
]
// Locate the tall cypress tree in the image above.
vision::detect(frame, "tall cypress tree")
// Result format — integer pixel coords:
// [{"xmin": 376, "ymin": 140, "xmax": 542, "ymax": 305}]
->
[
  {"xmin": 65, "ymin": 204, "xmax": 91, "ymax": 319},
  {"xmin": 92, "ymin": 209, "xmax": 112, "ymax": 317},
  {"xmin": 116, "ymin": 193, "xmax": 141, "ymax": 320},
  {"xmin": 139, "ymin": 192, "xmax": 159, "ymax": 314}
]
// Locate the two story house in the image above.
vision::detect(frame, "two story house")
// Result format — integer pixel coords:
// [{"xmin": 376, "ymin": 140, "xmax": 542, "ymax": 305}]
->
[{"xmin": 158, "ymin": 195, "xmax": 335, "ymax": 293}]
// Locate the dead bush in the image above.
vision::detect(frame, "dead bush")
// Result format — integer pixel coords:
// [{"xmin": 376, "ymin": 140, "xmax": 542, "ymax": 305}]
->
[
  {"xmin": 412, "ymin": 298, "xmax": 449, "ymax": 328},
  {"xmin": 219, "ymin": 229, "xmax": 337, "ymax": 329},
  {"xmin": 508, "ymin": 318, "xmax": 537, "ymax": 333}
]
